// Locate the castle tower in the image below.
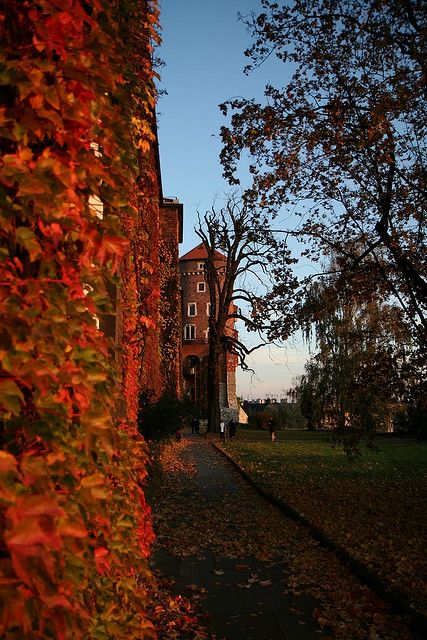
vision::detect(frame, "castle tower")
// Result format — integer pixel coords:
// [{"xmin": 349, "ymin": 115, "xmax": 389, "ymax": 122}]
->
[{"xmin": 179, "ymin": 244, "xmax": 239, "ymax": 421}]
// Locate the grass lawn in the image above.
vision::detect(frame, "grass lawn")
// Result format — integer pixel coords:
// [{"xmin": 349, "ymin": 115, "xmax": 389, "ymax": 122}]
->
[{"xmin": 221, "ymin": 429, "xmax": 427, "ymax": 617}]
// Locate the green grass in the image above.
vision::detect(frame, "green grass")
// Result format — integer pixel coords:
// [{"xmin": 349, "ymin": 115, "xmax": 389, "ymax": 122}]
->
[
  {"xmin": 221, "ymin": 429, "xmax": 427, "ymax": 614},
  {"xmin": 226, "ymin": 428, "xmax": 427, "ymax": 480}
]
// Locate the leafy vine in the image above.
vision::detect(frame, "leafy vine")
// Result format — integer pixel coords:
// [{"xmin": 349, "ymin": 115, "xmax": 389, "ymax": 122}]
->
[{"xmin": 0, "ymin": 1, "xmax": 160, "ymax": 637}]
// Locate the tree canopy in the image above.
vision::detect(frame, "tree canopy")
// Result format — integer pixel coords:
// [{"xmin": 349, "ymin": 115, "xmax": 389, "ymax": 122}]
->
[
  {"xmin": 220, "ymin": 0, "xmax": 427, "ymax": 344},
  {"xmin": 297, "ymin": 274, "xmax": 417, "ymax": 451}
]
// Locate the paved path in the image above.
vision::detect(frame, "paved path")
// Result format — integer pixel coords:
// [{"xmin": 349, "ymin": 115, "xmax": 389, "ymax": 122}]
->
[{"xmin": 152, "ymin": 436, "xmax": 323, "ymax": 640}]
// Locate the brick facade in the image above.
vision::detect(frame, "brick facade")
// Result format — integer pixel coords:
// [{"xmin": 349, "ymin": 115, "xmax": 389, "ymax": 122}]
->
[{"xmin": 179, "ymin": 244, "xmax": 239, "ymax": 420}]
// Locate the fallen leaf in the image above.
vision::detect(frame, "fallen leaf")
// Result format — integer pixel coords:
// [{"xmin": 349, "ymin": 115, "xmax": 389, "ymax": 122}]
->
[{"xmin": 151, "ymin": 437, "xmax": 417, "ymax": 640}]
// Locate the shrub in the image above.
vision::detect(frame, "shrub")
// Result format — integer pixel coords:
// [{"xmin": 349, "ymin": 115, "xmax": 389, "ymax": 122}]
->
[{"xmin": 138, "ymin": 393, "xmax": 194, "ymax": 441}]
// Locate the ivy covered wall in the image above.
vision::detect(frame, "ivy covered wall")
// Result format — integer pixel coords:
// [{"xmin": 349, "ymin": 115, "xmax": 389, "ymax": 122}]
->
[{"xmin": 0, "ymin": 1, "xmax": 164, "ymax": 637}]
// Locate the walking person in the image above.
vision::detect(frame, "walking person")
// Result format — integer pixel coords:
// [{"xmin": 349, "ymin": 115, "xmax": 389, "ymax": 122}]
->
[
  {"xmin": 220, "ymin": 420, "xmax": 226, "ymax": 442},
  {"xmin": 191, "ymin": 417, "xmax": 200, "ymax": 434},
  {"xmin": 268, "ymin": 417, "xmax": 276, "ymax": 442},
  {"xmin": 228, "ymin": 419, "xmax": 236, "ymax": 439}
]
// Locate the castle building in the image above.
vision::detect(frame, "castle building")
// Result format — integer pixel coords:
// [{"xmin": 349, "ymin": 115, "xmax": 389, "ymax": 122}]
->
[{"xmin": 179, "ymin": 243, "xmax": 239, "ymax": 421}]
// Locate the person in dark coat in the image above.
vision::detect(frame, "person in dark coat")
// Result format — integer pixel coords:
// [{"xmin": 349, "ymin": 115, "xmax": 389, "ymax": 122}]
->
[{"xmin": 228, "ymin": 419, "xmax": 236, "ymax": 439}]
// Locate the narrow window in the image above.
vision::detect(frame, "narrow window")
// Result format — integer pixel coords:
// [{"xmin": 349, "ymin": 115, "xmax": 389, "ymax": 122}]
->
[
  {"xmin": 198, "ymin": 262, "xmax": 204, "ymax": 270},
  {"xmin": 206, "ymin": 302, "xmax": 211, "ymax": 316},
  {"xmin": 197, "ymin": 281, "xmax": 206, "ymax": 293},
  {"xmin": 188, "ymin": 302, "xmax": 197, "ymax": 317},
  {"xmin": 184, "ymin": 324, "xmax": 196, "ymax": 340}
]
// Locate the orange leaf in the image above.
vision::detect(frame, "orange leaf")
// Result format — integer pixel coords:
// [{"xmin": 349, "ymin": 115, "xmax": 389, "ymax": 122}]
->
[{"xmin": 6, "ymin": 517, "xmax": 59, "ymax": 548}]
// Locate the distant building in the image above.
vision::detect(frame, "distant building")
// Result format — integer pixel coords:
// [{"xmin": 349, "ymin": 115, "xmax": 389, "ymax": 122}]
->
[
  {"xmin": 179, "ymin": 243, "xmax": 239, "ymax": 421},
  {"xmin": 241, "ymin": 400, "xmax": 266, "ymax": 415}
]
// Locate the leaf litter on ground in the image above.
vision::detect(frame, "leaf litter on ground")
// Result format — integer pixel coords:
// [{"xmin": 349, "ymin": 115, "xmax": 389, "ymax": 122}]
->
[
  {"xmin": 150, "ymin": 438, "xmax": 419, "ymax": 639},
  {"xmin": 219, "ymin": 433, "xmax": 426, "ymax": 618}
]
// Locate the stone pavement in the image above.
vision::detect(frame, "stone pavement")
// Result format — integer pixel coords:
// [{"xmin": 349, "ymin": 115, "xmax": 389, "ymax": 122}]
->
[
  {"xmin": 152, "ymin": 435, "xmax": 323, "ymax": 640},
  {"xmin": 153, "ymin": 549, "xmax": 320, "ymax": 640}
]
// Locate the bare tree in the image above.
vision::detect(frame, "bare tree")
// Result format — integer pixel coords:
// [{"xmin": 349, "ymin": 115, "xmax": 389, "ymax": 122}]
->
[{"xmin": 195, "ymin": 194, "xmax": 297, "ymax": 432}]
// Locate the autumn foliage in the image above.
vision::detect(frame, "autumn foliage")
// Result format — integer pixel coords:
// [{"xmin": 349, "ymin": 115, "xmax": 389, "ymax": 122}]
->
[
  {"xmin": 0, "ymin": 1, "xmax": 161, "ymax": 637},
  {"xmin": 220, "ymin": 0, "xmax": 426, "ymax": 343}
]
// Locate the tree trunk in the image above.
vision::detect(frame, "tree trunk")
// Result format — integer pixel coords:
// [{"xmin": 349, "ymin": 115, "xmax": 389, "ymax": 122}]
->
[
  {"xmin": 206, "ymin": 337, "xmax": 221, "ymax": 432},
  {"xmin": 337, "ymin": 400, "xmax": 346, "ymax": 431},
  {"xmin": 375, "ymin": 216, "xmax": 427, "ymax": 325},
  {"xmin": 307, "ymin": 417, "xmax": 315, "ymax": 431}
]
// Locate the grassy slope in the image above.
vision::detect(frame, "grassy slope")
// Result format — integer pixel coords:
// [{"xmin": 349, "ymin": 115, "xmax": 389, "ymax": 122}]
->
[{"xmin": 221, "ymin": 429, "xmax": 427, "ymax": 615}]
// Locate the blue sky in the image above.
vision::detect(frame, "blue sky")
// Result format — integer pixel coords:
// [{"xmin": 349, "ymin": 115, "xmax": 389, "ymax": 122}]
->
[{"xmin": 157, "ymin": 0, "xmax": 309, "ymax": 398}]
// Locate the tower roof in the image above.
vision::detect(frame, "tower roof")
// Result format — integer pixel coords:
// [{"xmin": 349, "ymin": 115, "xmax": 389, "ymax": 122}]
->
[{"xmin": 179, "ymin": 243, "xmax": 225, "ymax": 262}]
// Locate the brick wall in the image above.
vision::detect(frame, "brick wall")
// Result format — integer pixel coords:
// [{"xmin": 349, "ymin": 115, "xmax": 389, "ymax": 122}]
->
[
  {"xmin": 180, "ymin": 251, "xmax": 239, "ymax": 415},
  {"xmin": 180, "ymin": 257, "xmax": 211, "ymax": 343}
]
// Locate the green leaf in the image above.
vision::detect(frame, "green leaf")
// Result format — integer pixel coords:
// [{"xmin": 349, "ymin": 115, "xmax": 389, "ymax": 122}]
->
[
  {"xmin": 0, "ymin": 379, "xmax": 24, "ymax": 416},
  {"xmin": 15, "ymin": 227, "xmax": 42, "ymax": 261}
]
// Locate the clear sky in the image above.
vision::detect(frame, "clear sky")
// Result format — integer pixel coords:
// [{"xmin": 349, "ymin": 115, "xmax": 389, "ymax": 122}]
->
[{"xmin": 157, "ymin": 0, "xmax": 309, "ymax": 398}]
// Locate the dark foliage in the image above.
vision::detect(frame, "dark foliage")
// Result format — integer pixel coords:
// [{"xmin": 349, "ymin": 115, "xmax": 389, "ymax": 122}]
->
[{"xmin": 138, "ymin": 392, "xmax": 194, "ymax": 441}]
